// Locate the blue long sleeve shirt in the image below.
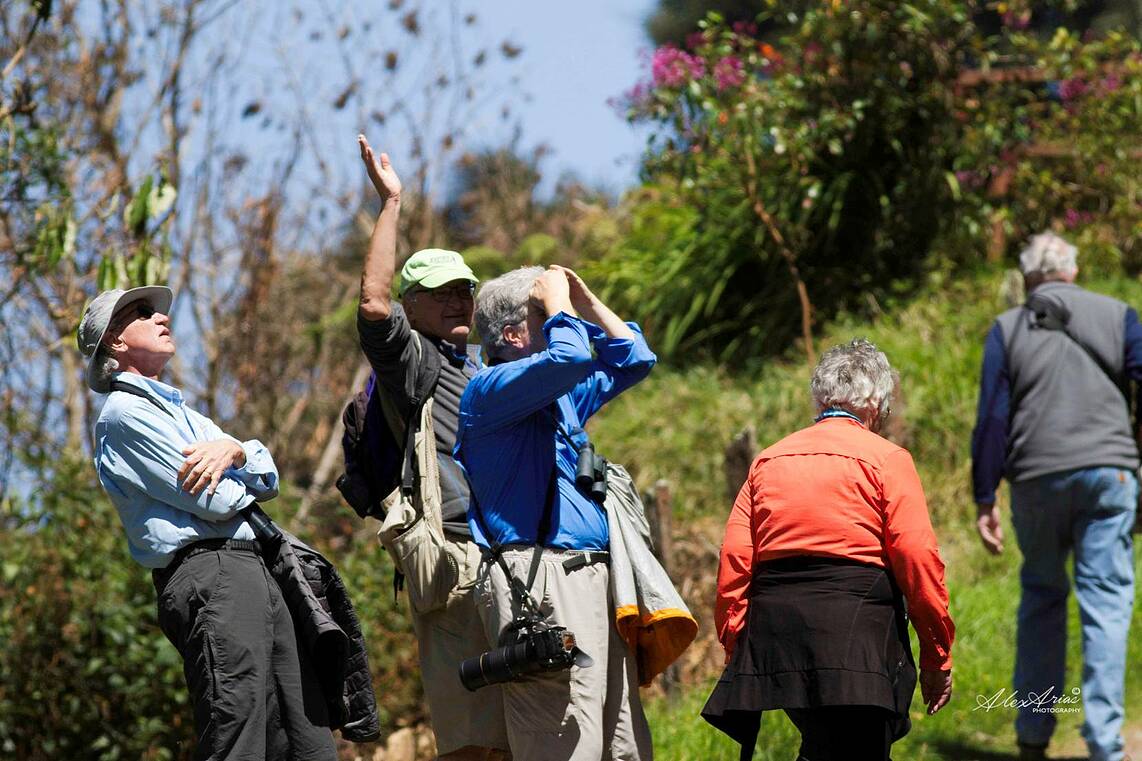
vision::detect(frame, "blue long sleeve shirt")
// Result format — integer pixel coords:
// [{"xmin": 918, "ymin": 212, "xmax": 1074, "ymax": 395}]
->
[
  {"xmin": 455, "ymin": 312, "xmax": 656, "ymax": 550},
  {"xmin": 971, "ymin": 306, "xmax": 1142, "ymax": 504},
  {"xmin": 93, "ymin": 373, "xmax": 279, "ymax": 568}
]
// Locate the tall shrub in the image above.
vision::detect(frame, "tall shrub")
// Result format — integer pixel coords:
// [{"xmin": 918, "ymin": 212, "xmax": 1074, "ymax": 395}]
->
[{"xmin": 608, "ymin": 4, "xmax": 972, "ymax": 361}]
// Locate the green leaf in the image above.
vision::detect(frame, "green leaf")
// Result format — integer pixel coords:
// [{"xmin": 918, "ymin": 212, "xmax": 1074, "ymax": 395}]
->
[
  {"xmin": 148, "ymin": 180, "xmax": 177, "ymax": 219},
  {"xmin": 124, "ymin": 176, "xmax": 154, "ymax": 237},
  {"xmin": 944, "ymin": 171, "xmax": 961, "ymax": 201}
]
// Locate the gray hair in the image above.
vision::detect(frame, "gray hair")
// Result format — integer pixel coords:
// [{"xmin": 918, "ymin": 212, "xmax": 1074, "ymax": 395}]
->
[
  {"xmin": 91, "ymin": 345, "xmax": 121, "ymax": 393},
  {"xmin": 476, "ymin": 266, "xmax": 545, "ymax": 361},
  {"xmin": 1019, "ymin": 232, "xmax": 1078, "ymax": 277},
  {"xmin": 810, "ymin": 338, "xmax": 896, "ymax": 421}
]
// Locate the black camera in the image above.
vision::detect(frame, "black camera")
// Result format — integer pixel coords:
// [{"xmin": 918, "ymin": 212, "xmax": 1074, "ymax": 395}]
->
[
  {"xmin": 575, "ymin": 442, "xmax": 608, "ymax": 502},
  {"xmin": 458, "ymin": 616, "xmax": 594, "ymax": 692}
]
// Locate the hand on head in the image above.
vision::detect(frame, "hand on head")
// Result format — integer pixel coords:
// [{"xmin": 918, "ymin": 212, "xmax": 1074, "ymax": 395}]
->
[
  {"xmin": 546, "ymin": 265, "xmax": 596, "ymax": 312},
  {"xmin": 357, "ymin": 134, "xmax": 401, "ymax": 202},
  {"xmin": 529, "ymin": 266, "xmax": 573, "ymax": 317}
]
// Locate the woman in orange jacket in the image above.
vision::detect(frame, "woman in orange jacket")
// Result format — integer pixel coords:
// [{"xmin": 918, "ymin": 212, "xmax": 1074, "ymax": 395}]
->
[{"xmin": 702, "ymin": 339, "xmax": 955, "ymax": 761}]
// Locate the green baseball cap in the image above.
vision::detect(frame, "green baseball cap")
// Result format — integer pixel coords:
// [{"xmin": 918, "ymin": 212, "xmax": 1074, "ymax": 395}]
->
[{"xmin": 399, "ymin": 248, "xmax": 478, "ymax": 296}]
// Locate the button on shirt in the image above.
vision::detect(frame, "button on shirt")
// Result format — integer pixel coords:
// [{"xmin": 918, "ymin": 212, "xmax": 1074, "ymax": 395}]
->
[
  {"xmin": 93, "ymin": 373, "xmax": 280, "ymax": 568},
  {"xmin": 455, "ymin": 312, "xmax": 656, "ymax": 551}
]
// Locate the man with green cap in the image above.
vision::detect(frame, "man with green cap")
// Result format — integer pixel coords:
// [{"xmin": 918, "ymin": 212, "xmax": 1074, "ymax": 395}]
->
[{"xmin": 355, "ymin": 135, "xmax": 508, "ymax": 760}]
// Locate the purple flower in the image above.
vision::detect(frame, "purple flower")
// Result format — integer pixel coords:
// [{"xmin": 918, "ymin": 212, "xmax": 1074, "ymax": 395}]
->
[
  {"xmin": 731, "ymin": 20, "xmax": 758, "ymax": 37},
  {"xmin": 651, "ymin": 45, "xmax": 706, "ymax": 88},
  {"xmin": 1002, "ymin": 10, "xmax": 1031, "ymax": 30},
  {"xmin": 1102, "ymin": 75, "xmax": 1122, "ymax": 92},
  {"xmin": 713, "ymin": 56, "xmax": 745, "ymax": 91},
  {"xmin": 1063, "ymin": 208, "xmax": 1096, "ymax": 229},
  {"xmin": 1059, "ymin": 77, "xmax": 1088, "ymax": 102},
  {"xmin": 685, "ymin": 31, "xmax": 706, "ymax": 50}
]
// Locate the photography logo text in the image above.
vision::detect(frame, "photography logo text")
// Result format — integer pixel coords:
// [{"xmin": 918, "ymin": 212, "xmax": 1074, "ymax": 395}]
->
[{"xmin": 973, "ymin": 687, "xmax": 1082, "ymax": 714}]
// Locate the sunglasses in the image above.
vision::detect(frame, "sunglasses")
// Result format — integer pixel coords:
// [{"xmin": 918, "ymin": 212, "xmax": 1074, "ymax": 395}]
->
[
  {"xmin": 110, "ymin": 301, "xmax": 157, "ymax": 331},
  {"xmin": 411, "ymin": 284, "xmax": 475, "ymax": 303}
]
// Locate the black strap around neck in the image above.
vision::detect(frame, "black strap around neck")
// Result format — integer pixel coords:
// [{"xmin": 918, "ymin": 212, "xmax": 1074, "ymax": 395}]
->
[
  {"xmin": 110, "ymin": 380, "xmax": 173, "ymax": 418},
  {"xmin": 1024, "ymin": 292, "xmax": 1129, "ymax": 407}
]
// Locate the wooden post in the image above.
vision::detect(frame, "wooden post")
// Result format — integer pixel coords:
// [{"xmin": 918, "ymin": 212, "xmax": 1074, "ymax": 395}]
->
[{"xmin": 724, "ymin": 426, "xmax": 757, "ymax": 501}]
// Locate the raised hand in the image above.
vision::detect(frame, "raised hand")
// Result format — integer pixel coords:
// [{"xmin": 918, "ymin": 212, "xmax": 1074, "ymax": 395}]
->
[
  {"xmin": 548, "ymin": 265, "xmax": 595, "ymax": 313},
  {"xmin": 358, "ymin": 134, "xmax": 401, "ymax": 203},
  {"xmin": 528, "ymin": 267, "xmax": 573, "ymax": 317}
]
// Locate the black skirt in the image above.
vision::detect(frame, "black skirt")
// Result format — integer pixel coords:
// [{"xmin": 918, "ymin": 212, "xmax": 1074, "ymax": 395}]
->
[{"xmin": 701, "ymin": 556, "xmax": 917, "ymax": 753}]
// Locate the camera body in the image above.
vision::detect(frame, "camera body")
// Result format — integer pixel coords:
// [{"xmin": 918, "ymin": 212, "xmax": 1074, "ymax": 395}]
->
[
  {"xmin": 458, "ymin": 616, "xmax": 589, "ymax": 692},
  {"xmin": 575, "ymin": 442, "xmax": 608, "ymax": 502}
]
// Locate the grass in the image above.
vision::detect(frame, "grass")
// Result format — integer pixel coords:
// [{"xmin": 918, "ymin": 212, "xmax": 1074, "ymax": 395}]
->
[
  {"xmin": 641, "ymin": 546, "xmax": 1142, "ymax": 760},
  {"xmin": 587, "ymin": 266, "xmax": 1142, "ymax": 760}
]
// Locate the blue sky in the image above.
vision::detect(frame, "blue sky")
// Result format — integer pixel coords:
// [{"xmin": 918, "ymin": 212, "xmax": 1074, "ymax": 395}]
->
[{"xmin": 464, "ymin": 0, "xmax": 657, "ymax": 196}]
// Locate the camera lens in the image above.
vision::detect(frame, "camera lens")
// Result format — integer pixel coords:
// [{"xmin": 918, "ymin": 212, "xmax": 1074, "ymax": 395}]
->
[{"xmin": 458, "ymin": 639, "xmax": 533, "ymax": 692}]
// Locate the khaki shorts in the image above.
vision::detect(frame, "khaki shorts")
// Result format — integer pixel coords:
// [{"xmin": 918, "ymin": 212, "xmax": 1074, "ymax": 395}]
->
[
  {"xmin": 412, "ymin": 535, "xmax": 510, "ymax": 755},
  {"xmin": 474, "ymin": 546, "xmax": 653, "ymax": 761}
]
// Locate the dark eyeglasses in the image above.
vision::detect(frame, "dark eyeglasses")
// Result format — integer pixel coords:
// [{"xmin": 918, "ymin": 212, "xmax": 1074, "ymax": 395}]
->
[
  {"xmin": 110, "ymin": 301, "xmax": 156, "ymax": 331},
  {"xmin": 412, "ymin": 284, "xmax": 475, "ymax": 303}
]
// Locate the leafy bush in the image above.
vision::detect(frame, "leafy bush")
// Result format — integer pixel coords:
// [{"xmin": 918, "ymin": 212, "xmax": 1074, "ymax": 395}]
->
[
  {"xmin": 951, "ymin": 27, "xmax": 1142, "ymax": 275},
  {"xmin": 603, "ymin": 3, "xmax": 972, "ymax": 360},
  {"xmin": 0, "ymin": 461, "xmax": 424, "ymax": 760},
  {"xmin": 0, "ymin": 456, "xmax": 191, "ymax": 760},
  {"xmin": 598, "ymin": 2, "xmax": 1142, "ymax": 363}
]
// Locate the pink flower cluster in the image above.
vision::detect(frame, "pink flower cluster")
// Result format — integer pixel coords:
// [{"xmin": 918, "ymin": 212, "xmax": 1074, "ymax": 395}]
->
[
  {"xmin": 1064, "ymin": 208, "xmax": 1096, "ymax": 229},
  {"xmin": 651, "ymin": 45, "xmax": 705, "ymax": 88},
  {"xmin": 713, "ymin": 56, "xmax": 745, "ymax": 91},
  {"xmin": 731, "ymin": 20, "xmax": 759, "ymax": 37},
  {"xmin": 1002, "ymin": 9, "xmax": 1032, "ymax": 30},
  {"xmin": 954, "ymin": 170, "xmax": 987, "ymax": 190},
  {"xmin": 1059, "ymin": 77, "xmax": 1088, "ymax": 102}
]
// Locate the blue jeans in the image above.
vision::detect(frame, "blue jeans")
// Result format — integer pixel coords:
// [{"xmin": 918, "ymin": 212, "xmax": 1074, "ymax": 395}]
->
[{"xmin": 1010, "ymin": 466, "xmax": 1137, "ymax": 761}]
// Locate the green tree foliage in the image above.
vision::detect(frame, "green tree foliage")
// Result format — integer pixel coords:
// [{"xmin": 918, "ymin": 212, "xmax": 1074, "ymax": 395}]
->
[
  {"xmin": 952, "ymin": 26, "xmax": 1142, "ymax": 274},
  {"xmin": 600, "ymin": 2, "xmax": 1142, "ymax": 363},
  {"xmin": 605, "ymin": 3, "xmax": 972, "ymax": 361},
  {"xmin": 0, "ymin": 456, "xmax": 192, "ymax": 760}
]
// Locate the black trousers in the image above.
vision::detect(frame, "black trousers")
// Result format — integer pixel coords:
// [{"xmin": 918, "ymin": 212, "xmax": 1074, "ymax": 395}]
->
[
  {"xmin": 153, "ymin": 546, "xmax": 337, "ymax": 761},
  {"xmin": 785, "ymin": 705, "xmax": 895, "ymax": 761}
]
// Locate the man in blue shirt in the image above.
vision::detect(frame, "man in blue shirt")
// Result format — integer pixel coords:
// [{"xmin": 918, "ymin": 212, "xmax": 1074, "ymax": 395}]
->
[
  {"xmin": 79, "ymin": 286, "xmax": 337, "ymax": 760},
  {"xmin": 972, "ymin": 232, "xmax": 1140, "ymax": 761},
  {"xmin": 455, "ymin": 265, "xmax": 657, "ymax": 761}
]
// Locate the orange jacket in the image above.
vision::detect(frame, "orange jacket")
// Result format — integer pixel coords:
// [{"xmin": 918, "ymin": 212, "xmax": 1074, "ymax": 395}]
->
[{"xmin": 715, "ymin": 417, "xmax": 955, "ymax": 671}]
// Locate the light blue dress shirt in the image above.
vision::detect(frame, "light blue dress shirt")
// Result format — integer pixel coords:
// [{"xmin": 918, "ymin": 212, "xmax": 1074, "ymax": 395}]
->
[{"xmin": 93, "ymin": 373, "xmax": 279, "ymax": 568}]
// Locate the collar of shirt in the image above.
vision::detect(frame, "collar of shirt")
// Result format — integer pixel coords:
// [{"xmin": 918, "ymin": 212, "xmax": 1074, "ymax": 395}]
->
[
  {"xmin": 815, "ymin": 408, "xmax": 866, "ymax": 427},
  {"xmin": 425, "ymin": 334, "xmax": 484, "ymax": 373},
  {"xmin": 110, "ymin": 371, "xmax": 185, "ymax": 407}
]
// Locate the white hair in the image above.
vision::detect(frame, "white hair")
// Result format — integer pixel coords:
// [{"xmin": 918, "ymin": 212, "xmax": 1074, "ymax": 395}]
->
[
  {"xmin": 476, "ymin": 266, "xmax": 545, "ymax": 361},
  {"xmin": 92, "ymin": 345, "xmax": 120, "ymax": 393},
  {"xmin": 1019, "ymin": 232, "xmax": 1078, "ymax": 277},
  {"xmin": 810, "ymin": 338, "xmax": 896, "ymax": 421}
]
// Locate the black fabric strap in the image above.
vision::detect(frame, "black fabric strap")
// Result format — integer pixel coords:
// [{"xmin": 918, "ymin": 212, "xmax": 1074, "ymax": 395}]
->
[
  {"xmin": 111, "ymin": 380, "xmax": 173, "ymax": 417},
  {"xmin": 1024, "ymin": 293, "xmax": 1130, "ymax": 408}
]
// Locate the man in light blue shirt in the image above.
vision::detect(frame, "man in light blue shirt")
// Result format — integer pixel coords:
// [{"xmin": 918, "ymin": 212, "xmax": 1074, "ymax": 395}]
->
[
  {"xmin": 455, "ymin": 265, "xmax": 656, "ymax": 761},
  {"xmin": 79, "ymin": 285, "xmax": 337, "ymax": 760}
]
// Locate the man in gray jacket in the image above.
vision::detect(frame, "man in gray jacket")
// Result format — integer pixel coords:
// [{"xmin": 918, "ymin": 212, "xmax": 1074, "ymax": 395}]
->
[
  {"xmin": 971, "ymin": 232, "xmax": 1140, "ymax": 761},
  {"xmin": 355, "ymin": 135, "xmax": 509, "ymax": 760}
]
